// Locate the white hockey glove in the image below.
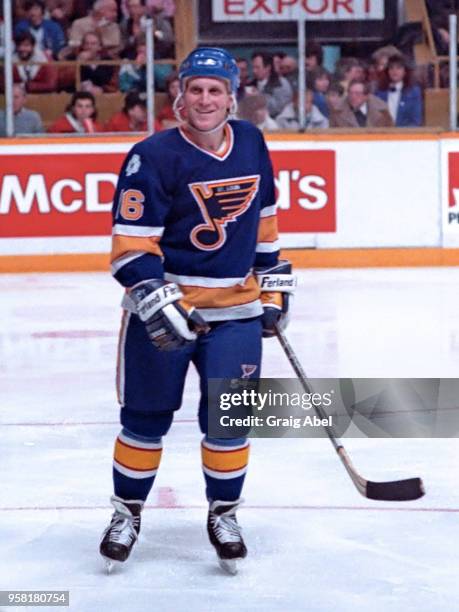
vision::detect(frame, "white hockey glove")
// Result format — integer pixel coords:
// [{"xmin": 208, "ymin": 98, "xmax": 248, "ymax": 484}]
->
[
  {"xmin": 255, "ymin": 260, "xmax": 296, "ymax": 338},
  {"xmin": 129, "ymin": 279, "xmax": 210, "ymax": 351}
]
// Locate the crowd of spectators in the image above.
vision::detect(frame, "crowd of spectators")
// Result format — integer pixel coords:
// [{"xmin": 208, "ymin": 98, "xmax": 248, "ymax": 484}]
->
[
  {"xmin": 236, "ymin": 40, "xmax": 425, "ymax": 131},
  {"xmin": 2, "ymin": 2, "xmax": 175, "ymax": 91},
  {"xmin": 0, "ymin": 0, "xmax": 457, "ymax": 134}
]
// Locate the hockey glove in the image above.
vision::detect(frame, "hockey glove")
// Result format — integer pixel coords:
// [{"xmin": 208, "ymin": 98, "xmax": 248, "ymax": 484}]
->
[
  {"xmin": 255, "ymin": 260, "xmax": 296, "ymax": 338},
  {"xmin": 129, "ymin": 279, "xmax": 210, "ymax": 351}
]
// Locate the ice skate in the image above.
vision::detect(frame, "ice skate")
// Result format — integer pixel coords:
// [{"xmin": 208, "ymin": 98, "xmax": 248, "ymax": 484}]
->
[
  {"xmin": 207, "ymin": 499, "xmax": 247, "ymax": 575},
  {"xmin": 99, "ymin": 495, "xmax": 143, "ymax": 572}
]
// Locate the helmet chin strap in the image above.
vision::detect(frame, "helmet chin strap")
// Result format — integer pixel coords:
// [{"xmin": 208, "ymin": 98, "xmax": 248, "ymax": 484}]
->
[{"xmin": 186, "ymin": 116, "xmax": 229, "ymax": 135}]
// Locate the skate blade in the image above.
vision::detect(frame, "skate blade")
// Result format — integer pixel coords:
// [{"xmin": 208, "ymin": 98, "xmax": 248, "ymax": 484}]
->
[{"xmin": 218, "ymin": 557, "xmax": 242, "ymax": 575}]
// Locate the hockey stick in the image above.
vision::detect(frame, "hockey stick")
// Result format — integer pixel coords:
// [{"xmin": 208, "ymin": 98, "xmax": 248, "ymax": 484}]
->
[{"xmin": 274, "ymin": 325, "xmax": 425, "ymax": 501}]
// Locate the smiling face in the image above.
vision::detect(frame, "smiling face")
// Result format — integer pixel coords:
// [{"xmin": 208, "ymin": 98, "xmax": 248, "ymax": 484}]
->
[{"xmin": 182, "ymin": 77, "xmax": 232, "ymax": 132}]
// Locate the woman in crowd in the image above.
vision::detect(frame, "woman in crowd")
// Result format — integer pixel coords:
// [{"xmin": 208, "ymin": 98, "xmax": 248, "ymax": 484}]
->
[
  {"xmin": 375, "ymin": 55, "xmax": 423, "ymax": 127},
  {"xmin": 308, "ymin": 66, "xmax": 331, "ymax": 118}
]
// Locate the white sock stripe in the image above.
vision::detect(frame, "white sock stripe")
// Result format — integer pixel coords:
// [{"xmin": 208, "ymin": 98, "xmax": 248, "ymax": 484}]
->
[
  {"xmin": 116, "ymin": 311, "xmax": 130, "ymax": 405},
  {"xmin": 203, "ymin": 465, "xmax": 248, "ymax": 480},
  {"xmin": 118, "ymin": 432, "xmax": 163, "ymax": 450},
  {"xmin": 202, "ymin": 440, "xmax": 250, "ymax": 452},
  {"xmin": 113, "ymin": 460, "xmax": 158, "ymax": 479}
]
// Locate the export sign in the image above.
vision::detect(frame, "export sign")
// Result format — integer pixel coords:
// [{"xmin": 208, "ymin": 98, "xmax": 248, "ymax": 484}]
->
[
  {"xmin": 0, "ymin": 144, "xmax": 336, "ymax": 243},
  {"xmin": 212, "ymin": 0, "xmax": 384, "ymax": 21}
]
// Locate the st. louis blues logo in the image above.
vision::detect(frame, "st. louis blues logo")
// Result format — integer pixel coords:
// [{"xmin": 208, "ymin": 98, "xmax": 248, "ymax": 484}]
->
[{"xmin": 188, "ymin": 175, "xmax": 260, "ymax": 251}]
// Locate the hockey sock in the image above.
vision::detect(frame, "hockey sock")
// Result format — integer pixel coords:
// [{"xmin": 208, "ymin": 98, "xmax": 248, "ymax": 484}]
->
[
  {"xmin": 113, "ymin": 429, "xmax": 163, "ymax": 501},
  {"xmin": 201, "ymin": 437, "xmax": 250, "ymax": 501}
]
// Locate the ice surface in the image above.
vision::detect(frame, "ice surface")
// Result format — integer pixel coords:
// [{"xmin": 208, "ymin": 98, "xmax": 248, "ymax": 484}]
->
[{"xmin": 1, "ymin": 269, "xmax": 459, "ymax": 611}]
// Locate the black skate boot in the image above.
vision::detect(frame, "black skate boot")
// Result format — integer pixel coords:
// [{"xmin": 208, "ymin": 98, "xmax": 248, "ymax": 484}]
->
[
  {"xmin": 99, "ymin": 495, "xmax": 143, "ymax": 572},
  {"xmin": 207, "ymin": 499, "xmax": 247, "ymax": 575}
]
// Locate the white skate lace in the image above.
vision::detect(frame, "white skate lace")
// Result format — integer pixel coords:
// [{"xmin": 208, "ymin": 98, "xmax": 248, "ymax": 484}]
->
[
  {"xmin": 106, "ymin": 513, "xmax": 139, "ymax": 546},
  {"xmin": 211, "ymin": 509, "xmax": 242, "ymax": 544}
]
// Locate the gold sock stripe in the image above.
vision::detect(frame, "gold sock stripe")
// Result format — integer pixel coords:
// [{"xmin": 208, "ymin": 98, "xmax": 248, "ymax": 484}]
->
[
  {"xmin": 201, "ymin": 442, "xmax": 249, "ymax": 474},
  {"xmin": 114, "ymin": 437, "xmax": 163, "ymax": 472}
]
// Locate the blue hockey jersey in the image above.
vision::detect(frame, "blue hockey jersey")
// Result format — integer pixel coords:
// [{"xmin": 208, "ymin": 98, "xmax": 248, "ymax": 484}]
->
[{"xmin": 111, "ymin": 119, "xmax": 279, "ymax": 321}]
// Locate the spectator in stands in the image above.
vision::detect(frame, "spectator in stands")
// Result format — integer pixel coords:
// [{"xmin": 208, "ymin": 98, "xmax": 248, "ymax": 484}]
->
[
  {"xmin": 330, "ymin": 79, "xmax": 393, "ymax": 128},
  {"xmin": 276, "ymin": 89, "xmax": 329, "ymax": 131},
  {"xmin": 105, "ymin": 89, "xmax": 148, "ymax": 131},
  {"xmin": 308, "ymin": 67, "xmax": 331, "ymax": 118},
  {"xmin": 238, "ymin": 93, "xmax": 279, "ymax": 131},
  {"xmin": 121, "ymin": 0, "xmax": 147, "ymax": 57},
  {"xmin": 77, "ymin": 31, "xmax": 117, "ymax": 94},
  {"xmin": 326, "ymin": 81, "xmax": 344, "ymax": 114},
  {"xmin": 334, "ymin": 58, "xmax": 366, "ymax": 93},
  {"xmin": 148, "ymin": 2, "xmax": 174, "ymax": 59},
  {"xmin": 119, "ymin": 32, "xmax": 171, "ymax": 92},
  {"xmin": 0, "ymin": 83, "xmax": 44, "ymax": 135},
  {"xmin": 14, "ymin": 0, "xmax": 66, "ymax": 59},
  {"xmin": 368, "ymin": 45, "xmax": 402, "ymax": 91},
  {"xmin": 121, "ymin": 0, "xmax": 173, "ymax": 59},
  {"xmin": 156, "ymin": 70, "xmax": 179, "ymax": 129},
  {"xmin": 119, "ymin": 33, "xmax": 146, "ymax": 92},
  {"xmin": 48, "ymin": 90, "xmax": 104, "ymax": 132},
  {"xmin": 64, "ymin": 0, "xmax": 121, "ymax": 59},
  {"xmin": 250, "ymin": 51, "xmax": 293, "ymax": 118},
  {"xmin": 279, "ymin": 54, "xmax": 298, "ymax": 91},
  {"xmin": 273, "ymin": 51, "xmax": 286, "ymax": 75},
  {"xmin": 12, "ymin": 31, "xmax": 58, "ymax": 93},
  {"xmin": 47, "ymin": 1, "xmax": 77, "ymax": 32},
  {"xmin": 235, "ymin": 57, "xmax": 250, "ymax": 101},
  {"xmin": 375, "ymin": 55, "xmax": 423, "ymax": 127},
  {"xmin": 305, "ymin": 41, "xmax": 323, "ymax": 73}
]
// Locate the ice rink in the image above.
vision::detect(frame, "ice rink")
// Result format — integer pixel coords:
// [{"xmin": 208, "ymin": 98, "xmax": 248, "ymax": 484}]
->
[{"xmin": 2, "ymin": 268, "xmax": 459, "ymax": 612}]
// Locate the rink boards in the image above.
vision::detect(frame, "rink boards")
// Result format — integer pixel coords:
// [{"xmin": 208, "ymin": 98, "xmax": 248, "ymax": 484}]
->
[{"xmin": 1, "ymin": 131, "xmax": 459, "ymax": 270}]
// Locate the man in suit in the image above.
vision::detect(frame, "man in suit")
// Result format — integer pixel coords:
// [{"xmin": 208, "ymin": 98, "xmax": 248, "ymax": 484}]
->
[{"xmin": 330, "ymin": 79, "xmax": 394, "ymax": 128}]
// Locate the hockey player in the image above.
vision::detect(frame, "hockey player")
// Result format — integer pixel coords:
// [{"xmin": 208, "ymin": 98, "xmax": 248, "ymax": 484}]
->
[{"xmin": 100, "ymin": 46, "xmax": 295, "ymax": 574}]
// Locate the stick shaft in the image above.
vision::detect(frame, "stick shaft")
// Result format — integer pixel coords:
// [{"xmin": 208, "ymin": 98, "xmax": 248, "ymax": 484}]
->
[{"xmin": 274, "ymin": 325, "xmax": 342, "ymax": 452}]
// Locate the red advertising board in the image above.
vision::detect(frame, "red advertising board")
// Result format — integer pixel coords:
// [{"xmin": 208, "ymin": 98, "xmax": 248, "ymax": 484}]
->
[
  {"xmin": 448, "ymin": 152, "xmax": 459, "ymax": 209},
  {"xmin": 0, "ymin": 146, "xmax": 336, "ymax": 239},
  {"xmin": 273, "ymin": 149, "xmax": 335, "ymax": 232}
]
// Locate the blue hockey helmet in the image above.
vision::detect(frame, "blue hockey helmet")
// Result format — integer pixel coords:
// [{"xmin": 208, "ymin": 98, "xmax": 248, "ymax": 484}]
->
[{"xmin": 178, "ymin": 47, "xmax": 240, "ymax": 94}]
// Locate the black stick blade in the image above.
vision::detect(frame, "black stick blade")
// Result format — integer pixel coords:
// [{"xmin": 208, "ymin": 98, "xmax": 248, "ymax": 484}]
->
[{"xmin": 366, "ymin": 477, "xmax": 425, "ymax": 501}]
